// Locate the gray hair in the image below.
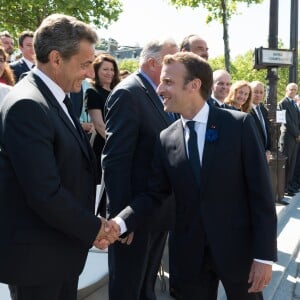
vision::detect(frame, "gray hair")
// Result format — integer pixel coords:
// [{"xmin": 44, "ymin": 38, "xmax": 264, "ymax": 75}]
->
[
  {"xmin": 34, "ymin": 14, "xmax": 98, "ymax": 63},
  {"xmin": 249, "ymin": 80, "xmax": 264, "ymax": 89},
  {"xmin": 139, "ymin": 38, "xmax": 178, "ymax": 66},
  {"xmin": 213, "ymin": 69, "xmax": 231, "ymax": 83}
]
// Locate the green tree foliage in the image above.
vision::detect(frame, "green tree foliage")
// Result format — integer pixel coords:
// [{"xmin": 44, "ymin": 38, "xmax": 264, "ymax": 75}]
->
[
  {"xmin": 118, "ymin": 59, "xmax": 139, "ymax": 73},
  {"xmin": 168, "ymin": 0, "xmax": 263, "ymax": 72},
  {"xmin": 0, "ymin": 0, "xmax": 122, "ymax": 37}
]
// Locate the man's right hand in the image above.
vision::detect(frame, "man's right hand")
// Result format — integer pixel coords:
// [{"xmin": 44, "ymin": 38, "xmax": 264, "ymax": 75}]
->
[{"xmin": 93, "ymin": 217, "xmax": 120, "ymax": 249}]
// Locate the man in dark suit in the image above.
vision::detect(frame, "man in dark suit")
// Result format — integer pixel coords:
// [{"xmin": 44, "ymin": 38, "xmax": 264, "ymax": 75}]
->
[
  {"xmin": 291, "ymin": 94, "xmax": 300, "ymax": 189},
  {"xmin": 108, "ymin": 52, "xmax": 277, "ymax": 299},
  {"xmin": 249, "ymin": 81, "xmax": 271, "ymax": 156},
  {"xmin": 0, "ymin": 14, "xmax": 115, "ymax": 300},
  {"xmin": 9, "ymin": 31, "xmax": 35, "ymax": 82},
  {"xmin": 102, "ymin": 38, "xmax": 178, "ymax": 300},
  {"xmin": 207, "ymin": 69, "xmax": 232, "ymax": 109},
  {"xmin": 249, "ymin": 81, "xmax": 288, "ymax": 206},
  {"xmin": 278, "ymin": 82, "xmax": 300, "ymax": 196}
]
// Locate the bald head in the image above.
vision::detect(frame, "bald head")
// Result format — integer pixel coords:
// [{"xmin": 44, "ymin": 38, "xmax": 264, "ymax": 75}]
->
[
  {"xmin": 285, "ymin": 82, "xmax": 298, "ymax": 99},
  {"xmin": 212, "ymin": 69, "xmax": 231, "ymax": 102}
]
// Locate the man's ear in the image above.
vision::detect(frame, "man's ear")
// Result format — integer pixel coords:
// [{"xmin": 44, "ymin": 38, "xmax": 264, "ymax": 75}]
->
[
  {"xmin": 191, "ymin": 78, "xmax": 202, "ymax": 91},
  {"xmin": 48, "ymin": 50, "xmax": 61, "ymax": 68},
  {"xmin": 148, "ymin": 57, "xmax": 158, "ymax": 71}
]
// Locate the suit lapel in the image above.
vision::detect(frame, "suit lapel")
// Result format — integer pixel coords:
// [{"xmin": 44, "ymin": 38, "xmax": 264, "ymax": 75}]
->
[
  {"xmin": 21, "ymin": 58, "xmax": 30, "ymax": 72},
  {"xmin": 250, "ymin": 109, "xmax": 264, "ymax": 133},
  {"xmin": 29, "ymin": 73, "xmax": 92, "ymax": 162},
  {"xmin": 136, "ymin": 73, "xmax": 171, "ymax": 127}
]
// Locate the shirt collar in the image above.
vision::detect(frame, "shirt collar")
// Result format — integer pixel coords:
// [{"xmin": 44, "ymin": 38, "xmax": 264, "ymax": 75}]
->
[
  {"xmin": 181, "ymin": 102, "xmax": 210, "ymax": 128},
  {"xmin": 33, "ymin": 68, "xmax": 66, "ymax": 104},
  {"xmin": 139, "ymin": 69, "xmax": 157, "ymax": 91},
  {"xmin": 22, "ymin": 57, "xmax": 35, "ymax": 69},
  {"xmin": 211, "ymin": 95, "xmax": 223, "ymax": 106}
]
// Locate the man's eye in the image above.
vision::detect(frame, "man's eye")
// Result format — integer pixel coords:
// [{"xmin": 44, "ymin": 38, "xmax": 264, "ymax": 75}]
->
[{"xmin": 80, "ymin": 63, "xmax": 90, "ymax": 69}]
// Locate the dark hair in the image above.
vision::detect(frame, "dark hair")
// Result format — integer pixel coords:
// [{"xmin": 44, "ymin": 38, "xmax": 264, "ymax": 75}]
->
[
  {"xmin": 34, "ymin": 14, "xmax": 98, "ymax": 63},
  {"xmin": 18, "ymin": 31, "xmax": 34, "ymax": 47},
  {"xmin": 163, "ymin": 52, "xmax": 213, "ymax": 100},
  {"xmin": 120, "ymin": 69, "xmax": 131, "ymax": 77},
  {"xmin": 0, "ymin": 46, "xmax": 15, "ymax": 86},
  {"xmin": 179, "ymin": 34, "xmax": 198, "ymax": 51},
  {"xmin": 93, "ymin": 53, "xmax": 120, "ymax": 89}
]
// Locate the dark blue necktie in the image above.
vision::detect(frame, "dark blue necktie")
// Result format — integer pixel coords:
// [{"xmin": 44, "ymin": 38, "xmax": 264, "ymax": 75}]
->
[
  {"xmin": 291, "ymin": 99, "xmax": 298, "ymax": 110},
  {"xmin": 256, "ymin": 105, "xmax": 267, "ymax": 146},
  {"xmin": 187, "ymin": 121, "xmax": 201, "ymax": 183},
  {"xmin": 63, "ymin": 95, "xmax": 84, "ymax": 140}
]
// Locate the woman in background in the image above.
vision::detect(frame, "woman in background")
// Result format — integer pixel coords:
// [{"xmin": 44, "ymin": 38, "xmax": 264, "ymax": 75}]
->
[
  {"xmin": 224, "ymin": 80, "xmax": 252, "ymax": 112},
  {"xmin": 85, "ymin": 53, "xmax": 120, "ymax": 184},
  {"xmin": 0, "ymin": 46, "xmax": 15, "ymax": 86}
]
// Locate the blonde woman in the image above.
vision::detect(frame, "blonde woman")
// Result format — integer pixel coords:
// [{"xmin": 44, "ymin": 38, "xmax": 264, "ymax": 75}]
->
[{"xmin": 224, "ymin": 80, "xmax": 252, "ymax": 112}]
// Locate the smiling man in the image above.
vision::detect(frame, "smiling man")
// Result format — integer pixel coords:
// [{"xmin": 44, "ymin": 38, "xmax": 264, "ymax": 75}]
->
[
  {"xmin": 207, "ymin": 69, "xmax": 232, "ymax": 109},
  {"xmin": 0, "ymin": 14, "xmax": 115, "ymax": 300},
  {"xmin": 109, "ymin": 52, "xmax": 277, "ymax": 300},
  {"xmin": 0, "ymin": 31, "xmax": 14, "ymax": 62}
]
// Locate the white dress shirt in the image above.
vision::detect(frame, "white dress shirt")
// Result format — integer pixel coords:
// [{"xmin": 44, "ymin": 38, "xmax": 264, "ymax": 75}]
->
[
  {"xmin": 23, "ymin": 57, "xmax": 35, "ymax": 69},
  {"xmin": 181, "ymin": 102, "xmax": 209, "ymax": 164},
  {"xmin": 211, "ymin": 95, "xmax": 224, "ymax": 107}
]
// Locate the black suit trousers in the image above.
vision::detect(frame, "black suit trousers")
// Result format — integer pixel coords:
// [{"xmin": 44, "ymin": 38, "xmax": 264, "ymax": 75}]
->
[
  {"xmin": 280, "ymin": 137, "xmax": 298, "ymax": 187},
  {"xmin": 9, "ymin": 277, "xmax": 78, "ymax": 300},
  {"xmin": 292, "ymin": 143, "xmax": 300, "ymax": 183},
  {"xmin": 176, "ymin": 247, "xmax": 263, "ymax": 300},
  {"xmin": 108, "ymin": 230, "xmax": 167, "ymax": 300}
]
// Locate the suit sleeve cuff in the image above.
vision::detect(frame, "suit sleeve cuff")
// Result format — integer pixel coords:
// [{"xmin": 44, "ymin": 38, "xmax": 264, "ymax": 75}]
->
[
  {"xmin": 113, "ymin": 216, "xmax": 127, "ymax": 235},
  {"xmin": 254, "ymin": 258, "xmax": 273, "ymax": 265}
]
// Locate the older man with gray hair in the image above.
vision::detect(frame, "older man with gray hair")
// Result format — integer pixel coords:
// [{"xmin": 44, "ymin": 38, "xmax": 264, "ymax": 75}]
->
[{"xmin": 102, "ymin": 37, "xmax": 178, "ymax": 300}]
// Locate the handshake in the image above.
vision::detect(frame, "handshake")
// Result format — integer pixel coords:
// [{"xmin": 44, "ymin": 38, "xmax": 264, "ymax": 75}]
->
[{"xmin": 93, "ymin": 217, "xmax": 134, "ymax": 249}]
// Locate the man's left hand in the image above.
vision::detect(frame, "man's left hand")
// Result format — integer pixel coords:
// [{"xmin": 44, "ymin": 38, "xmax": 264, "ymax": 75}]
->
[{"xmin": 248, "ymin": 260, "xmax": 272, "ymax": 293}]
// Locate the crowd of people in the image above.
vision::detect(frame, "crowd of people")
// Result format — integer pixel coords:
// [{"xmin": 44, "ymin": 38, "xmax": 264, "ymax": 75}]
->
[{"xmin": 4, "ymin": 12, "xmax": 300, "ymax": 300}]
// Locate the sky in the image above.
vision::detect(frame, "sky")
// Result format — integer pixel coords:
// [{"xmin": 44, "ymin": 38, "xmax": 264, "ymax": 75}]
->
[{"xmin": 97, "ymin": 0, "xmax": 294, "ymax": 59}]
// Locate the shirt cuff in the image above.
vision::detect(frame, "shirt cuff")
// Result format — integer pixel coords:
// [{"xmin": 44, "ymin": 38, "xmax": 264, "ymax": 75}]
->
[
  {"xmin": 113, "ymin": 216, "xmax": 127, "ymax": 235},
  {"xmin": 254, "ymin": 259, "xmax": 273, "ymax": 265}
]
